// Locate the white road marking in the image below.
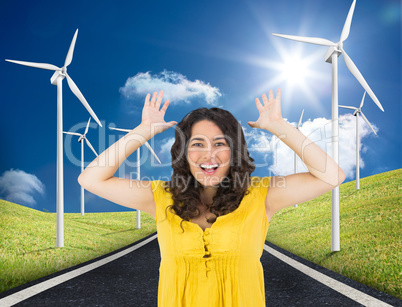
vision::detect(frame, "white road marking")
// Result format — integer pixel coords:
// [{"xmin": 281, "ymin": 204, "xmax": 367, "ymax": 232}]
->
[
  {"xmin": 264, "ymin": 245, "xmax": 392, "ymax": 307},
  {"xmin": 0, "ymin": 234, "xmax": 157, "ymax": 307}
]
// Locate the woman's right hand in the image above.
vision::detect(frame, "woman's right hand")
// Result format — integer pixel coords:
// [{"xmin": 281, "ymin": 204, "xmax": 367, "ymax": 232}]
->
[{"xmin": 141, "ymin": 91, "xmax": 177, "ymax": 135}]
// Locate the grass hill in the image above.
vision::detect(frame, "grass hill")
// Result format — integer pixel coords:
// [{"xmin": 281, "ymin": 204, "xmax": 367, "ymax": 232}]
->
[
  {"xmin": 0, "ymin": 169, "xmax": 400, "ymax": 299},
  {"xmin": 267, "ymin": 168, "xmax": 401, "ymax": 299},
  {"xmin": 0, "ymin": 204, "xmax": 156, "ymax": 294}
]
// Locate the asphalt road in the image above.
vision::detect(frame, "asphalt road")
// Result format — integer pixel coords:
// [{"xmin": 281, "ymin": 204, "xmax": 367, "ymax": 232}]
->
[{"xmin": 0, "ymin": 233, "xmax": 400, "ymax": 306}]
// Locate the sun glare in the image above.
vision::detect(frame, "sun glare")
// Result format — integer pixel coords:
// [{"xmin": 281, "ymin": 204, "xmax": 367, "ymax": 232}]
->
[
  {"xmin": 247, "ymin": 40, "xmax": 328, "ymax": 114},
  {"xmin": 280, "ymin": 54, "xmax": 308, "ymax": 86},
  {"xmin": 273, "ymin": 45, "xmax": 320, "ymax": 101}
]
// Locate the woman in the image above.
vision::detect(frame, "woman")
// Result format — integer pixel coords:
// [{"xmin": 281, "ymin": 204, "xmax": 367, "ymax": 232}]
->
[{"xmin": 78, "ymin": 89, "xmax": 345, "ymax": 306}]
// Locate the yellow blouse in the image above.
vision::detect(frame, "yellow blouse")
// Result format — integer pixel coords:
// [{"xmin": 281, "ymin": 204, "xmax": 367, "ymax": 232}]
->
[{"xmin": 151, "ymin": 176, "xmax": 271, "ymax": 307}]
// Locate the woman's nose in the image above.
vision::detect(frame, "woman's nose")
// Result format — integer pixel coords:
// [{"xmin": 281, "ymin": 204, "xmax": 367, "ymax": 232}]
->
[
  {"xmin": 203, "ymin": 146, "xmax": 219, "ymax": 159},
  {"xmin": 204, "ymin": 148, "xmax": 212, "ymax": 158}
]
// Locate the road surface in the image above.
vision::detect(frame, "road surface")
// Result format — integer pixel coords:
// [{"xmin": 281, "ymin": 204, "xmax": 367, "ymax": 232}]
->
[{"xmin": 0, "ymin": 233, "xmax": 399, "ymax": 306}]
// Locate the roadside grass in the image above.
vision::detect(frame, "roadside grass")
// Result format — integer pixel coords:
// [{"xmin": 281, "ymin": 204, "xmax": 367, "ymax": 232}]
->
[
  {"xmin": 267, "ymin": 168, "xmax": 401, "ymax": 299},
  {"xmin": 0, "ymin": 205, "xmax": 156, "ymax": 294}
]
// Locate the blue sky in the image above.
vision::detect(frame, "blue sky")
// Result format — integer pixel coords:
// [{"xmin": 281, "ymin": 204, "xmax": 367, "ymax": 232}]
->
[{"xmin": 0, "ymin": 0, "xmax": 400, "ymax": 213}]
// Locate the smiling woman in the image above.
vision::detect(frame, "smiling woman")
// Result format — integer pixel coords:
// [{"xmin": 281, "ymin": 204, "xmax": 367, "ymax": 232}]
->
[{"xmin": 78, "ymin": 90, "xmax": 345, "ymax": 306}]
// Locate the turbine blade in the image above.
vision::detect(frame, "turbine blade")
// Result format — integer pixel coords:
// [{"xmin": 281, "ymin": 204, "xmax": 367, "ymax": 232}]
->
[
  {"xmin": 297, "ymin": 109, "xmax": 304, "ymax": 128},
  {"xmin": 109, "ymin": 127, "xmax": 131, "ymax": 132},
  {"xmin": 339, "ymin": 105, "xmax": 357, "ymax": 110},
  {"xmin": 63, "ymin": 131, "xmax": 82, "ymax": 137},
  {"xmin": 359, "ymin": 92, "xmax": 367, "ymax": 109},
  {"xmin": 340, "ymin": 0, "xmax": 356, "ymax": 42},
  {"xmin": 65, "ymin": 29, "xmax": 78, "ymax": 67},
  {"xmin": 360, "ymin": 112, "xmax": 377, "ymax": 135},
  {"xmin": 144, "ymin": 141, "xmax": 162, "ymax": 164},
  {"xmin": 341, "ymin": 49, "xmax": 384, "ymax": 112},
  {"xmin": 65, "ymin": 73, "xmax": 103, "ymax": 127},
  {"xmin": 5, "ymin": 59, "xmax": 60, "ymax": 71},
  {"xmin": 85, "ymin": 138, "xmax": 98, "ymax": 156},
  {"xmin": 84, "ymin": 117, "xmax": 91, "ymax": 135},
  {"xmin": 272, "ymin": 33, "xmax": 335, "ymax": 47}
]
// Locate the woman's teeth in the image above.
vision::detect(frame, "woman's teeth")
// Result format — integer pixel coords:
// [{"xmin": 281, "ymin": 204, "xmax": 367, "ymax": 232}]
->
[{"xmin": 200, "ymin": 164, "xmax": 219, "ymax": 170}]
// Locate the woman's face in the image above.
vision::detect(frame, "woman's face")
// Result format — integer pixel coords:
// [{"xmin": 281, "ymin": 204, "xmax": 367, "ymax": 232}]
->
[{"xmin": 187, "ymin": 120, "xmax": 231, "ymax": 187}]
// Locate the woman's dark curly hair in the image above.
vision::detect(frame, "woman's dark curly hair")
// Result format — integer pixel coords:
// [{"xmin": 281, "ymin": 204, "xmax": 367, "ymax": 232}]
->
[{"xmin": 164, "ymin": 107, "xmax": 256, "ymax": 232}]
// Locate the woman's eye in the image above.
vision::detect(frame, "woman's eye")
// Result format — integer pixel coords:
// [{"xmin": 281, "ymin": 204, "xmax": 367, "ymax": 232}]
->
[{"xmin": 191, "ymin": 142, "xmax": 226, "ymax": 147}]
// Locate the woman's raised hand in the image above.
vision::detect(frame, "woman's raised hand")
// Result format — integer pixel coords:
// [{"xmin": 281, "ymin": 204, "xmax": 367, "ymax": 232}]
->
[
  {"xmin": 248, "ymin": 88, "xmax": 283, "ymax": 131},
  {"xmin": 141, "ymin": 91, "xmax": 177, "ymax": 135}
]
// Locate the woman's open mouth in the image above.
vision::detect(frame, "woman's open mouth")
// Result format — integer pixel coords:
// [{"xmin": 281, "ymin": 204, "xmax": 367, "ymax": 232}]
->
[{"xmin": 199, "ymin": 163, "xmax": 219, "ymax": 175}]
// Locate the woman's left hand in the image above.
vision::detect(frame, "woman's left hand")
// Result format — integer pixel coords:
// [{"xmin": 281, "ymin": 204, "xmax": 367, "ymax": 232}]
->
[{"xmin": 248, "ymin": 88, "xmax": 283, "ymax": 131}]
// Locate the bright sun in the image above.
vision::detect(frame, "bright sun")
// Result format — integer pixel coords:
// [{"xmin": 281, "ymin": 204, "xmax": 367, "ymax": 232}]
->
[
  {"xmin": 248, "ymin": 41, "xmax": 327, "ymax": 112},
  {"xmin": 280, "ymin": 54, "xmax": 308, "ymax": 86},
  {"xmin": 273, "ymin": 46, "xmax": 320, "ymax": 99}
]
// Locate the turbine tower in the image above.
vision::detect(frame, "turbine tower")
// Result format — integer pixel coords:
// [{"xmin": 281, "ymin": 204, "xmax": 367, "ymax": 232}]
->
[
  {"xmin": 272, "ymin": 0, "xmax": 384, "ymax": 251},
  {"xmin": 109, "ymin": 126, "xmax": 162, "ymax": 229},
  {"xmin": 6, "ymin": 29, "xmax": 102, "ymax": 248},
  {"xmin": 339, "ymin": 92, "xmax": 377, "ymax": 189},
  {"xmin": 64, "ymin": 118, "xmax": 99, "ymax": 216},
  {"xmin": 294, "ymin": 109, "xmax": 304, "ymax": 208}
]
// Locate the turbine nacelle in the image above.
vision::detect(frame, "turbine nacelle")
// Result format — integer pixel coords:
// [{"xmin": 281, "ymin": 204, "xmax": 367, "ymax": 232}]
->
[
  {"xmin": 51, "ymin": 70, "xmax": 65, "ymax": 85},
  {"xmin": 324, "ymin": 45, "xmax": 342, "ymax": 63}
]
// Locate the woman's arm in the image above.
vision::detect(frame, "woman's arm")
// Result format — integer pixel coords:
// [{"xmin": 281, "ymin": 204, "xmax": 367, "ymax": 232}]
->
[
  {"xmin": 248, "ymin": 89, "xmax": 345, "ymax": 220},
  {"xmin": 78, "ymin": 91, "xmax": 177, "ymax": 218}
]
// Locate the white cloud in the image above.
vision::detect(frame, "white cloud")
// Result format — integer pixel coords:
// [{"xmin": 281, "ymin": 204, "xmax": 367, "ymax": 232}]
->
[
  {"xmin": 0, "ymin": 169, "xmax": 45, "ymax": 207},
  {"xmin": 244, "ymin": 114, "xmax": 378, "ymax": 179},
  {"xmin": 338, "ymin": 113, "xmax": 378, "ymax": 178},
  {"xmin": 243, "ymin": 127, "xmax": 273, "ymax": 153},
  {"xmin": 159, "ymin": 137, "xmax": 175, "ymax": 154},
  {"xmin": 119, "ymin": 70, "xmax": 222, "ymax": 105}
]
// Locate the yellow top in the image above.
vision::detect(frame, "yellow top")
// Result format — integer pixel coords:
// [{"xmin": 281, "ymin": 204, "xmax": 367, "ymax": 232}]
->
[{"xmin": 151, "ymin": 176, "xmax": 271, "ymax": 307}]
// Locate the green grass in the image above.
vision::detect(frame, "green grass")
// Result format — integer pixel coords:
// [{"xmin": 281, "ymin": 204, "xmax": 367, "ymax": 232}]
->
[
  {"xmin": 0, "ymin": 169, "xmax": 400, "ymax": 299},
  {"xmin": 267, "ymin": 168, "xmax": 401, "ymax": 299},
  {"xmin": 0, "ymin": 205, "xmax": 156, "ymax": 294}
]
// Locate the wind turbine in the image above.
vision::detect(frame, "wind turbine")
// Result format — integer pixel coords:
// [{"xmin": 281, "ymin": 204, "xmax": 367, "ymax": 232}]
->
[
  {"xmin": 272, "ymin": 0, "xmax": 384, "ymax": 251},
  {"xmin": 109, "ymin": 126, "xmax": 162, "ymax": 229},
  {"xmin": 64, "ymin": 118, "xmax": 98, "ymax": 216},
  {"xmin": 339, "ymin": 92, "xmax": 377, "ymax": 190},
  {"xmin": 294, "ymin": 109, "xmax": 304, "ymax": 208},
  {"xmin": 6, "ymin": 29, "xmax": 102, "ymax": 248}
]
